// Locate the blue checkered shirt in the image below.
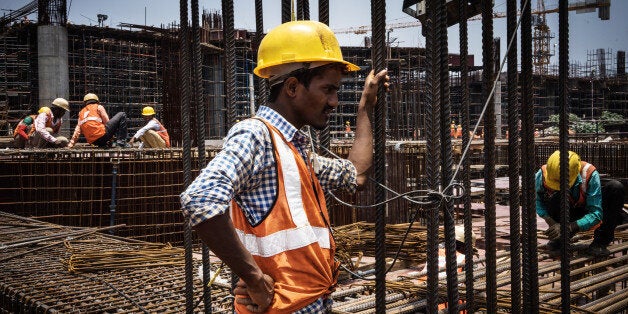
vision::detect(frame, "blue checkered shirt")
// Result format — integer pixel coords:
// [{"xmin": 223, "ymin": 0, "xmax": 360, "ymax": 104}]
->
[
  {"xmin": 180, "ymin": 106, "xmax": 355, "ymax": 312},
  {"xmin": 180, "ymin": 105, "xmax": 357, "ymax": 226}
]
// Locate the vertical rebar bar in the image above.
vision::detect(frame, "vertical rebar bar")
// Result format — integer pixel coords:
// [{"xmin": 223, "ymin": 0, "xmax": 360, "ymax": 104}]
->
[
  {"xmin": 371, "ymin": 0, "xmax": 387, "ymax": 312},
  {"xmin": 481, "ymin": 0, "xmax": 497, "ymax": 311},
  {"xmin": 558, "ymin": 0, "xmax": 571, "ymax": 312},
  {"xmin": 281, "ymin": 0, "xmax": 291, "ymax": 23},
  {"xmin": 318, "ymin": 0, "xmax": 329, "ymax": 25},
  {"xmin": 458, "ymin": 1, "xmax": 474, "ymax": 311},
  {"xmin": 254, "ymin": 0, "xmax": 267, "ymax": 110},
  {"xmin": 191, "ymin": 0, "xmax": 210, "ymax": 311},
  {"xmin": 506, "ymin": 0, "xmax": 521, "ymax": 312},
  {"xmin": 109, "ymin": 159, "xmax": 118, "ymax": 235},
  {"xmin": 520, "ymin": 0, "xmax": 539, "ymax": 311},
  {"xmin": 434, "ymin": 0, "xmax": 459, "ymax": 311},
  {"xmin": 424, "ymin": 0, "xmax": 441, "ymax": 311},
  {"xmin": 222, "ymin": 0, "xmax": 238, "ymax": 294},
  {"xmin": 179, "ymin": 0, "xmax": 194, "ymax": 313}
]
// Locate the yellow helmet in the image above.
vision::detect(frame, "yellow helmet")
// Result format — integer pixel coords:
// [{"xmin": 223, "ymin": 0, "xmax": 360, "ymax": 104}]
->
[
  {"xmin": 545, "ymin": 150, "xmax": 581, "ymax": 190},
  {"xmin": 142, "ymin": 106, "xmax": 156, "ymax": 116},
  {"xmin": 52, "ymin": 98, "xmax": 69, "ymax": 111},
  {"xmin": 38, "ymin": 106, "xmax": 51, "ymax": 114},
  {"xmin": 83, "ymin": 93, "xmax": 99, "ymax": 103},
  {"xmin": 253, "ymin": 20, "xmax": 360, "ymax": 79}
]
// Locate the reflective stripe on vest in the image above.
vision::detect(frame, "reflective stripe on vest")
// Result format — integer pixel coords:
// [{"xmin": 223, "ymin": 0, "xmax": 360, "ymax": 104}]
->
[
  {"xmin": 233, "ymin": 125, "xmax": 331, "ymax": 256},
  {"xmin": 78, "ymin": 104, "xmax": 106, "ymax": 143}
]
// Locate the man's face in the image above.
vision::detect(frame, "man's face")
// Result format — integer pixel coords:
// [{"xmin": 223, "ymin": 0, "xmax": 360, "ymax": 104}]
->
[{"xmin": 292, "ymin": 67, "xmax": 342, "ymax": 130}]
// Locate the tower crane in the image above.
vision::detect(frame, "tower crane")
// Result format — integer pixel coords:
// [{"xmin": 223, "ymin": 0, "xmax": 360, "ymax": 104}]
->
[{"xmin": 334, "ymin": 0, "xmax": 611, "ymax": 74}]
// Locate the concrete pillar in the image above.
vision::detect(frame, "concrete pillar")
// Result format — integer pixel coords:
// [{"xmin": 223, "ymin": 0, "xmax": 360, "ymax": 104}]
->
[{"xmin": 38, "ymin": 25, "xmax": 70, "ymax": 136}]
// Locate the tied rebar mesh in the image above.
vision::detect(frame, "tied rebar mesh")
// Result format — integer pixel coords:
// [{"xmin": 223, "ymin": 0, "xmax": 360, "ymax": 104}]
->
[
  {"xmin": 254, "ymin": 0, "xmax": 267, "ymax": 110},
  {"xmin": 424, "ymin": 0, "xmax": 441, "ymax": 312},
  {"xmin": 481, "ymin": 0, "xmax": 497, "ymax": 312},
  {"xmin": 282, "ymin": 0, "xmax": 291, "ymax": 23},
  {"xmin": 370, "ymin": 0, "xmax": 387, "ymax": 312},
  {"xmin": 178, "ymin": 0, "xmax": 194, "ymax": 312},
  {"xmin": 458, "ymin": 1, "xmax": 475, "ymax": 311},
  {"xmin": 520, "ymin": 0, "xmax": 539, "ymax": 311},
  {"xmin": 558, "ymin": 0, "xmax": 571, "ymax": 312},
  {"xmin": 433, "ymin": 0, "xmax": 460, "ymax": 310},
  {"xmin": 221, "ymin": 0, "xmax": 238, "ymax": 293},
  {"xmin": 506, "ymin": 0, "xmax": 522, "ymax": 311},
  {"xmin": 37, "ymin": 0, "xmax": 67, "ymax": 26}
]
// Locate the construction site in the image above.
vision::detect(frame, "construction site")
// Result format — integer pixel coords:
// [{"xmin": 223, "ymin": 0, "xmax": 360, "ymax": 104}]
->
[{"xmin": 1, "ymin": 0, "xmax": 627, "ymax": 313}]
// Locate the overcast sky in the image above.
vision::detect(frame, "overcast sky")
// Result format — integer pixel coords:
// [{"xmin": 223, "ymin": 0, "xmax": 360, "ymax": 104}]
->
[{"xmin": 2, "ymin": 0, "xmax": 626, "ymax": 67}]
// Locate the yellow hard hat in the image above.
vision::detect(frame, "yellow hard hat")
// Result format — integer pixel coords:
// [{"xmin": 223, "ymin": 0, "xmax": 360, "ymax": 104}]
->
[
  {"xmin": 142, "ymin": 106, "xmax": 156, "ymax": 116},
  {"xmin": 52, "ymin": 98, "xmax": 69, "ymax": 111},
  {"xmin": 38, "ymin": 106, "xmax": 51, "ymax": 114},
  {"xmin": 83, "ymin": 93, "xmax": 99, "ymax": 103},
  {"xmin": 253, "ymin": 20, "xmax": 360, "ymax": 79},
  {"xmin": 545, "ymin": 150, "xmax": 581, "ymax": 190},
  {"xmin": 455, "ymin": 225, "xmax": 476, "ymax": 248}
]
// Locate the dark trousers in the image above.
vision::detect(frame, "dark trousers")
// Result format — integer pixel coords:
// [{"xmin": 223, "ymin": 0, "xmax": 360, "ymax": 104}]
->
[
  {"xmin": 93, "ymin": 112, "xmax": 128, "ymax": 147},
  {"xmin": 546, "ymin": 179, "xmax": 625, "ymax": 246}
]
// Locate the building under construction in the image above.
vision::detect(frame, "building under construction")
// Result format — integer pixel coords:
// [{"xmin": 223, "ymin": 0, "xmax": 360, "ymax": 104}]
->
[{"xmin": 1, "ymin": 0, "xmax": 627, "ymax": 313}]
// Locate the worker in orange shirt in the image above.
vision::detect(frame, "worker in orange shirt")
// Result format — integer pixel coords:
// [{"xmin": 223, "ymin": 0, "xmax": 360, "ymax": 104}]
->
[{"xmin": 68, "ymin": 93, "xmax": 129, "ymax": 148}]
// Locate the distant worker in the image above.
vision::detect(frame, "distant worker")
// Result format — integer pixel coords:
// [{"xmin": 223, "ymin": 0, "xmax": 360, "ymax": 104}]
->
[
  {"xmin": 450, "ymin": 120, "xmax": 456, "ymax": 138},
  {"xmin": 31, "ymin": 98, "xmax": 70, "ymax": 148},
  {"xmin": 536, "ymin": 150, "xmax": 625, "ymax": 256},
  {"xmin": 455, "ymin": 124, "xmax": 462, "ymax": 139},
  {"xmin": 181, "ymin": 20, "xmax": 388, "ymax": 313},
  {"xmin": 68, "ymin": 93, "xmax": 129, "ymax": 148},
  {"xmin": 417, "ymin": 225, "xmax": 476, "ymax": 312},
  {"xmin": 128, "ymin": 106, "xmax": 170, "ymax": 148},
  {"xmin": 13, "ymin": 115, "xmax": 35, "ymax": 148},
  {"xmin": 344, "ymin": 120, "xmax": 352, "ymax": 138}
]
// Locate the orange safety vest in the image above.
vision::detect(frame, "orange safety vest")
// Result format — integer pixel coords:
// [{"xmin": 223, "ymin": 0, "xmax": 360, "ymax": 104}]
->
[
  {"xmin": 78, "ymin": 104, "xmax": 106, "ymax": 143},
  {"xmin": 230, "ymin": 119, "xmax": 338, "ymax": 314},
  {"xmin": 541, "ymin": 161, "xmax": 596, "ymax": 208},
  {"xmin": 153, "ymin": 118, "xmax": 171, "ymax": 147}
]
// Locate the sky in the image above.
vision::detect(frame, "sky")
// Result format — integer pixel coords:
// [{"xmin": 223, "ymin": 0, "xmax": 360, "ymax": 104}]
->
[{"xmin": 1, "ymin": 0, "xmax": 626, "ymax": 67}]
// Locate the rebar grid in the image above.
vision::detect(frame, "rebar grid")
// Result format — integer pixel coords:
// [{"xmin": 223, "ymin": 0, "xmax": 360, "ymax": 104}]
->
[{"xmin": 0, "ymin": 212, "xmax": 232, "ymax": 313}]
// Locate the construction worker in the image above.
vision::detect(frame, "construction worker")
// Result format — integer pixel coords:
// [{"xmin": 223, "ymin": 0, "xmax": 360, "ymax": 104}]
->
[
  {"xmin": 31, "ymin": 98, "xmax": 70, "ymax": 148},
  {"xmin": 417, "ymin": 225, "xmax": 476, "ymax": 312},
  {"xmin": 128, "ymin": 106, "xmax": 170, "ymax": 148},
  {"xmin": 181, "ymin": 20, "xmax": 388, "ymax": 313},
  {"xmin": 12, "ymin": 115, "xmax": 35, "ymax": 148},
  {"xmin": 344, "ymin": 120, "xmax": 352, "ymax": 137},
  {"xmin": 68, "ymin": 93, "xmax": 129, "ymax": 148},
  {"xmin": 536, "ymin": 150, "xmax": 625, "ymax": 256}
]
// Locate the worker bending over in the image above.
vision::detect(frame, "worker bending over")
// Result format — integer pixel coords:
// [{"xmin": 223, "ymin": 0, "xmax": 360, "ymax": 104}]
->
[
  {"xmin": 68, "ymin": 93, "xmax": 129, "ymax": 148},
  {"xmin": 536, "ymin": 150, "xmax": 625, "ymax": 256},
  {"xmin": 181, "ymin": 20, "xmax": 388, "ymax": 313},
  {"xmin": 129, "ymin": 106, "xmax": 170, "ymax": 148},
  {"xmin": 31, "ymin": 98, "xmax": 70, "ymax": 148}
]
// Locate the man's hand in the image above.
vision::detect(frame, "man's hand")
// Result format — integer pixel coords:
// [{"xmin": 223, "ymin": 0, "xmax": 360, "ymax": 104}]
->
[
  {"xmin": 360, "ymin": 69, "xmax": 390, "ymax": 111},
  {"xmin": 233, "ymin": 274, "xmax": 274, "ymax": 313},
  {"xmin": 129, "ymin": 137, "xmax": 135, "ymax": 144},
  {"xmin": 545, "ymin": 221, "xmax": 579, "ymax": 241},
  {"xmin": 67, "ymin": 141, "xmax": 74, "ymax": 149}
]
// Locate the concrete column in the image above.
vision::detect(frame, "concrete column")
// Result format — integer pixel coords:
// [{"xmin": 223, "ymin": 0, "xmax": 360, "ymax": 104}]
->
[{"xmin": 38, "ymin": 25, "xmax": 70, "ymax": 136}]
